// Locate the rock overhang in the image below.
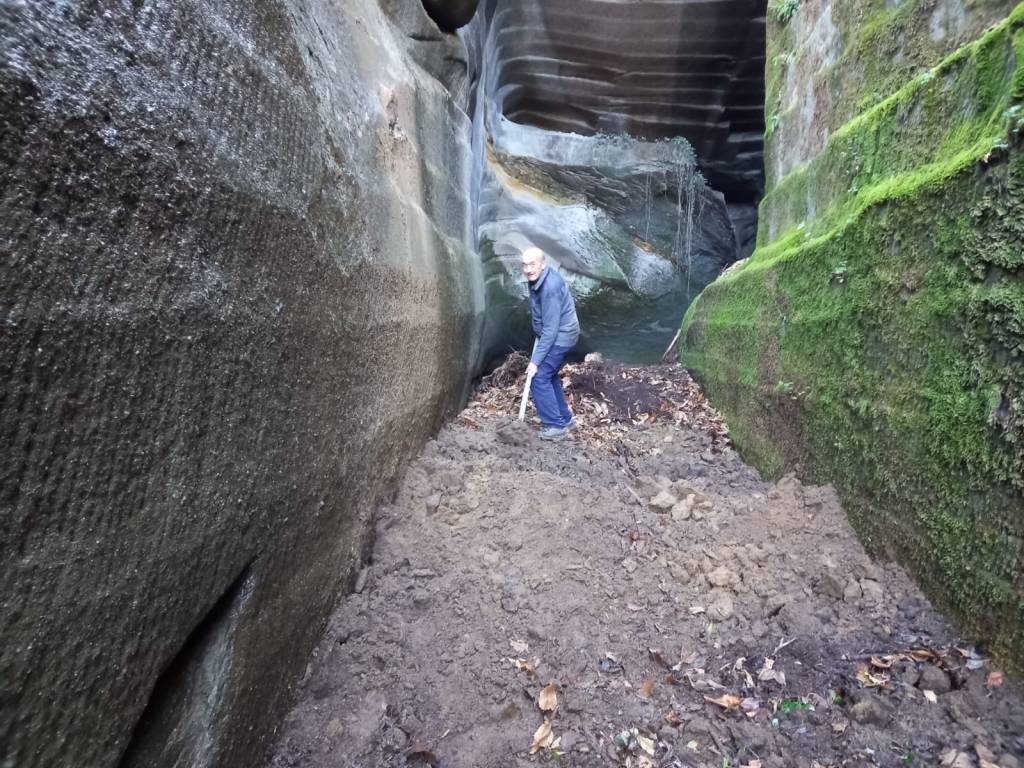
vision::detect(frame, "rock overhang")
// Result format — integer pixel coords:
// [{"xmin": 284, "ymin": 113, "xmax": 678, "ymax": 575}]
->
[{"xmin": 479, "ymin": 0, "xmax": 767, "ymax": 203}]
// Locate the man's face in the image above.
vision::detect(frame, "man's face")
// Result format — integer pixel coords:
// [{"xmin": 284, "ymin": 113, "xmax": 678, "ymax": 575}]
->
[{"xmin": 521, "ymin": 251, "xmax": 544, "ymax": 282}]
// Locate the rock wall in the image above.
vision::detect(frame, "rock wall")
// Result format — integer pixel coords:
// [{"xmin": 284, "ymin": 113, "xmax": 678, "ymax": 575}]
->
[
  {"xmin": 0, "ymin": 2, "xmax": 482, "ymax": 767},
  {"xmin": 462, "ymin": 0, "xmax": 766, "ymax": 363},
  {"xmin": 683, "ymin": 2, "xmax": 1024, "ymax": 669}
]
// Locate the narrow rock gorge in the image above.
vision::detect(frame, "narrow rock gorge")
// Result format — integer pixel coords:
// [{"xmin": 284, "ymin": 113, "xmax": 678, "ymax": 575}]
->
[{"xmin": 465, "ymin": 0, "xmax": 766, "ymax": 360}]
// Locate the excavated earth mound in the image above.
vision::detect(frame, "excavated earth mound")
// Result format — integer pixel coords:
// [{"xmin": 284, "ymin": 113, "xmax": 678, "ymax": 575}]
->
[{"xmin": 269, "ymin": 363, "xmax": 1024, "ymax": 768}]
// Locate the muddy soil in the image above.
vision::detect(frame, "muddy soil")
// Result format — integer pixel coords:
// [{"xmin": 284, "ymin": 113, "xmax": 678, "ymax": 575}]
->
[{"xmin": 269, "ymin": 363, "xmax": 1023, "ymax": 768}]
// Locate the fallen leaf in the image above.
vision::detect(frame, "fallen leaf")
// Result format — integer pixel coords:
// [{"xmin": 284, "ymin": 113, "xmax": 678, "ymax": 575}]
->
[
  {"xmin": 986, "ymin": 671, "xmax": 1003, "ymax": 689},
  {"xmin": 666, "ymin": 674, "xmax": 681, "ymax": 686},
  {"xmin": 757, "ymin": 657, "xmax": 786, "ymax": 686},
  {"xmin": 538, "ymin": 683, "xmax": 558, "ymax": 712},
  {"xmin": 649, "ymin": 648, "xmax": 669, "ymax": 668},
  {"xmin": 530, "ymin": 719, "xmax": 555, "ymax": 754},
  {"xmin": 855, "ymin": 665, "xmax": 890, "ymax": 688},
  {"xmin": 704, "ymin": 693, "xmax": 742, "ymax": 711},
  {"xmin": 638, "ymin": 679, "xmax": 654, "ymax": 699},
  {"xmin": 976, "ymin": 742, "xmax": 998, "ymax": 764},
  {"xmin": 510, "ymin": 639, "xmax": 529, "ymax": 654},
  {"xmin": 508, "ymin": 657, "xmax": 536, "ymax": 679},
  {"xmin": 831, "ymin": 719, "xmax": 848, "ymax": 734},
  {"xmin": 663, "ymin": 710, "xmax": 683, "ymax": 726},
  {"xmin": 940, "ymin": 750, "xmax": 973, "ymax": 768},
  {"xmin": 636, "ymin": 733, "xmax": 656, "ymax": 755},
  {"xmin": 869, "ymin": 656, "xmax": 892, "ymax": 669},
  {"xmin": 923, "ymin": 689, "xmax": 938, "ymax": 703}
]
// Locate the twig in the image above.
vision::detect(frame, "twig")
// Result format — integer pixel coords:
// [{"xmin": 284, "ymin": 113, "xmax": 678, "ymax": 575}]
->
[{"xmin": 660, "ymin": 327, "xmax": 683, "ymax": 363}]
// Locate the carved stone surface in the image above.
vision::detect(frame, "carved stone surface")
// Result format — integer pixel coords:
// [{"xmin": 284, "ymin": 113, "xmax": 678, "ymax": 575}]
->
[
  {"xmin": 463, "ymin": 0, "xmax": 765, "ymax": 361},
  {"xmin": 0, "ymin": 2, "xmax": 481, "ymax": 767}
]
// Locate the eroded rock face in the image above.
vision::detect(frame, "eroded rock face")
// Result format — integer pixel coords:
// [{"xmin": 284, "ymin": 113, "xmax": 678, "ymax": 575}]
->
[
  {"xmin": 463, "ymin": 0, "xmax": 766, "ymax": 361},
  {"xmin": 477, "ymin": 0, "xmax": 766, "ymax": 200},
  {"xmin": 0, "ymin": 2, "xmax": 481, "ymax": 767}
]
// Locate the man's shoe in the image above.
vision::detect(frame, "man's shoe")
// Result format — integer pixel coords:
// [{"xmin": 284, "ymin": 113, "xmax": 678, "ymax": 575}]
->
[
  {"xmin": 566, "ymin": 417, "xmax": 578, "ymax": 431},
  {"xmin": 538, "ymin": 426, "xmax": 568, "ymax": 441}
]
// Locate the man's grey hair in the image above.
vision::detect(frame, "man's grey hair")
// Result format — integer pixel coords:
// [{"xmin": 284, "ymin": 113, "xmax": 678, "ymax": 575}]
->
[{"xmin": 522, "ymin": 247, "xmax": 545, "ymax": 262}]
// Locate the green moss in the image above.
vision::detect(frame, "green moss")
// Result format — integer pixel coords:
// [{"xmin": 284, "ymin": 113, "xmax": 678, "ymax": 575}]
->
[
  {"xmin": 761, "ymin": 9, "xmax": 1024, "ymax": 247},
  {"xmin": 683, "ymin": 4, "xmax": 1024, "ymax": 672},
  {"xmin": 769, "ymin": 0, "xmax": 801, "ymax": 24}
]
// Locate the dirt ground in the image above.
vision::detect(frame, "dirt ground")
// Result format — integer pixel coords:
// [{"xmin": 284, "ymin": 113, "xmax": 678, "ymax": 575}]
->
[{"xmin": 269, "ymin": 360, "xmax": 1024, "ymax": 768}]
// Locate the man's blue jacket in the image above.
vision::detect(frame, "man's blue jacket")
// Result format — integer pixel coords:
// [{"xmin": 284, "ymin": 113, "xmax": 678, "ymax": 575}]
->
[{"xmin": 529, "ymin": 265, "xmax": 580, "ymax": 366}]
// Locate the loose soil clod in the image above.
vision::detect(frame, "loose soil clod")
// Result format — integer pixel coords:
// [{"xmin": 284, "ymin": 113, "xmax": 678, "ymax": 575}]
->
[{"xmin": 270, "ymin": 360, "xmax": 1023, "ymax": 768}]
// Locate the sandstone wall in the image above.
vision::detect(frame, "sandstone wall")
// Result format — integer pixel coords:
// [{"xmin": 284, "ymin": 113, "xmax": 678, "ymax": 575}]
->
[
  {"xmin": 0, "ymin": 1, "xmax": 482, "ymax": 766},
  {"xmin": 683, "ymin": 2, "xmax": 1024, "ymax": 669}
]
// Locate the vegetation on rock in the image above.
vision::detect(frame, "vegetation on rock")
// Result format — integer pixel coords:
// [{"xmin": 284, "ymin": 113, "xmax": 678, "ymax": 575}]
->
[{"xmin": 683, "ymin": 4, "xmax": 1024, "ymax": 670}]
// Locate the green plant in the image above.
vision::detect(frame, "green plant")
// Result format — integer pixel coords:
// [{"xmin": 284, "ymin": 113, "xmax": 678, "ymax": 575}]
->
[
  {"xmin": 769, "ymin": 0, "xmax": 800, "ymax": 24},
  {"xmin": 778, "ymin": 698, "xmax": 812, "ymax": 714}
]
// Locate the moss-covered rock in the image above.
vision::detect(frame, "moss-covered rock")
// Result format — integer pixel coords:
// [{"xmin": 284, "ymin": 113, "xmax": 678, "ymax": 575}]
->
[{"xmin": 684, "ymin": 4, "xmax": 1024, "ymax": 670}]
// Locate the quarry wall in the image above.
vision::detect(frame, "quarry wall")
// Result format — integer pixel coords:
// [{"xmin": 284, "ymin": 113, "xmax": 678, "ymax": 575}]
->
[
  {"xmin": 0, "ymin": 2, "xmax": 483, "ymax": 765},
  {"xmin": 683, "ymin": 1, "xmax": 1024, "ymax": 669}
]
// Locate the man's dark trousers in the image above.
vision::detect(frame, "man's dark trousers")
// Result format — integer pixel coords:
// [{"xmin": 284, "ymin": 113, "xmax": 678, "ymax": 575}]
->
[{"xmin": 531, "ymin": 344, "xmax": 574, "ymax": 428}]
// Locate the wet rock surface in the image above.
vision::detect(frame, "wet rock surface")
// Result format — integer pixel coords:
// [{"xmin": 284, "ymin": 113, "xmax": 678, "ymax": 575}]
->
[
  {"xmin": 463, "ymin": 0, "xmax": 767, "ymax": 362},
  {"xmin": 270, "ymin": 363, "xmax": 1024, "ymax": 768},
  {"xmin": 1, "ymin": 2, "xmax": 481, "ymax": 766}
]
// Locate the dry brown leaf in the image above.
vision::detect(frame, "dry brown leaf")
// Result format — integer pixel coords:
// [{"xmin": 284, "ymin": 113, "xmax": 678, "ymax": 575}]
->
[
  {"xmin": 869, "ymin": 656, "xmax": 893, "ymax": 669},
  {"xmin": 636, "ymin": 733, "xmax": 656, "ymax": 755},
  {"xmin": 663, "ymin": 710, "xmax": 683, "ymax": 726},
  {"xmin": 986, "ymin": 671, "xmax": 1004, "ymax": 689},
  {"xmin": 940, "ymin": 750, "xmax": 973, "ymax": 768},
  {"xmin": 757, "ymin": 657, "xmax": 786, "ymax": 686},
  {"xmin": 704, "ymin": 693, "xmax": 742, "ymax": 711},
  {"xmin": 538, "ymin": 683, "xmax": 558, "ymax": 712},
  {"xmin": 855, "ymin": 665, "xmax": 890, "ymax": 688},
  {"xmin": 530, "ymin": 719, "xmax": 555, "ymax": 754},
  {"xmin": 639, "ymin": 679, "xmax": 654, "ymax": 699},
  {"xmin": 508, "ymin": 657, "xmax": 536, "ymax": 679}
]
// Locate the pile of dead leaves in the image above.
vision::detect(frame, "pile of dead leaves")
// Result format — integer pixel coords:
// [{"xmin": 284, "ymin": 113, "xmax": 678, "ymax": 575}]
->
[{"xmin": 471, "ymin": 354, "xmax": 731, "ymax": 447}]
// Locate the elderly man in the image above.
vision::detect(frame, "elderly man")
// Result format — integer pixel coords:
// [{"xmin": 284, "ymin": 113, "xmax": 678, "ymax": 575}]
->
[{"xmin": 521, "ymin": 247, "xmax": 580, "ymax": 440}]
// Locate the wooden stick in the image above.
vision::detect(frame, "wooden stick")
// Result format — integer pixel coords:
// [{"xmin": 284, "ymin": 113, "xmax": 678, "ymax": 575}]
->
[
  {"xmin": 518, "ymin": 340, "xmax": 539, "ymax": 422},
  {"xmin": 518, "ymin": 371, "xmax": 535, "ymax": 421},
  {"xmin": 660, "ymin": 327, "xmax": 683, "ymax": 363}
]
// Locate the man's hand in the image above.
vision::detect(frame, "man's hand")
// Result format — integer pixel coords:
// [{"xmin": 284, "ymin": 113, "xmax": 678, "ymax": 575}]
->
[{"xmin": 526, "ymin": 362, "xmax": 538, "ymax": 377}]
